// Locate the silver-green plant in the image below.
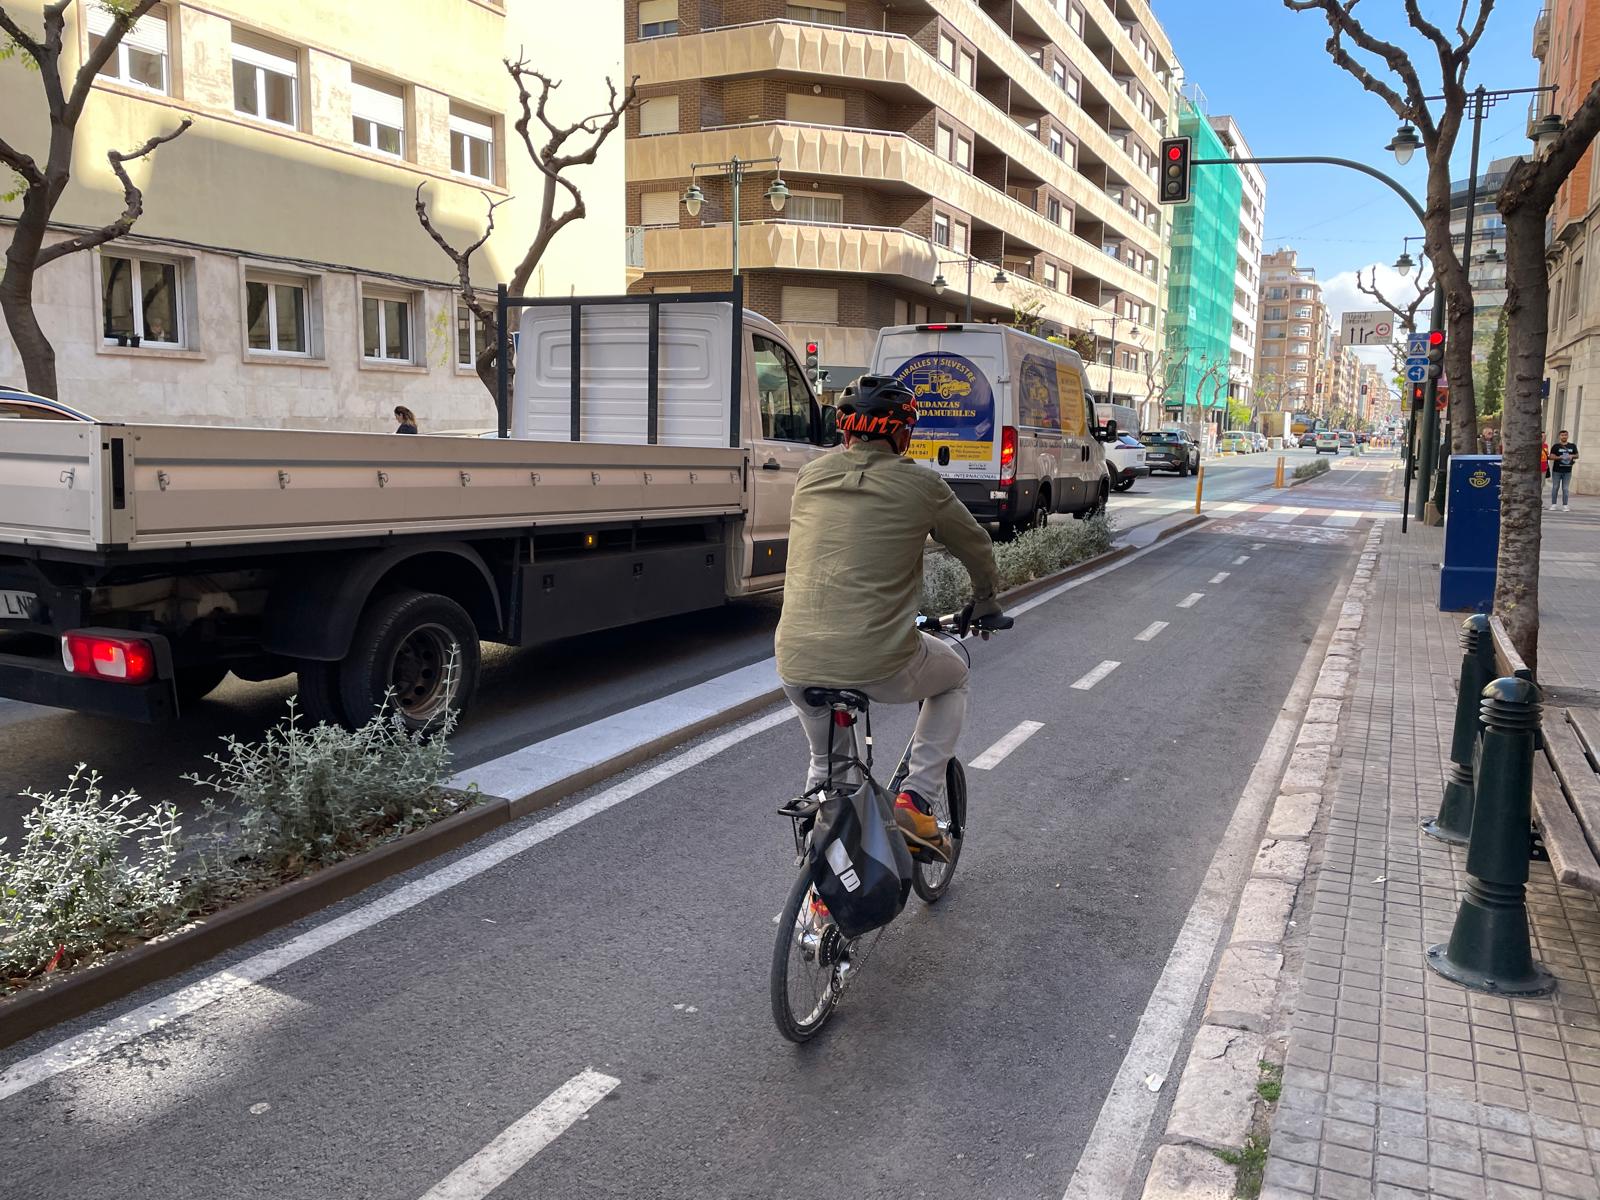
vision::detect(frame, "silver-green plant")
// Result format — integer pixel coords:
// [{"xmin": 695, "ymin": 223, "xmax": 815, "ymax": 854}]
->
[
  {"xmin": 922, "ymin": 513, "xmax": 1116, "ymax": 613},
  {"xmin": 1293, "ymin": 457, "xmax": 1332, "ymax": 481},
  {"xmin": 0, "ymin": 766, "xmax": 183, "ymax": 979}
]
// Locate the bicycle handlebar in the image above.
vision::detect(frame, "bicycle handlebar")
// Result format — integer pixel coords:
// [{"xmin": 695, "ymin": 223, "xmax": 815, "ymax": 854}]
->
[{"xmin": 917, "ymin": 610, "xmax": 1015, "ymax": 640}]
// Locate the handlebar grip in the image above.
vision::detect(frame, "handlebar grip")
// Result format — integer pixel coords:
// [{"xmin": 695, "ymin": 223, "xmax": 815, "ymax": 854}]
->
[{"xmin": 975, "ymin": 614, "xmax": 1015, "ymax": 632}]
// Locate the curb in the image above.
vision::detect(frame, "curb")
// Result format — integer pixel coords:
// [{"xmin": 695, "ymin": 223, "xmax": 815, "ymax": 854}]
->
[
  {"xmin": 1139, "ymin": 516, "xmax": 1384, "ymax": 1198},
  {"xmin": 2, "ymin": 531, "xmax": 1202, "ymax": 1048}
]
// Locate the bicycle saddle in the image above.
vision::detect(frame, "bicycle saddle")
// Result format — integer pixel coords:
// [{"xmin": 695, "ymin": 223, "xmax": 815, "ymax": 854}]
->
[{"xmin": 802, "ymin": 687, "xmax": 870, "ymax": 711}]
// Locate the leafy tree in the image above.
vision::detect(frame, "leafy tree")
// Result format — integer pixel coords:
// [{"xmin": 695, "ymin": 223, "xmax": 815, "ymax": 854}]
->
[{"xmin": 1479, "ymin": 308, "xmax": 1507, "ymax": 419}]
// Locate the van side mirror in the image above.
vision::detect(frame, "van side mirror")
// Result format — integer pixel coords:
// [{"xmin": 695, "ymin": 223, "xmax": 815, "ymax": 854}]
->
[
  {"xmin": 818, "ymin": 404, "xmax": 842, "ymax": 447},
  {"xmin": 1096, "ymin": 419, "xmax": 1118, "ymax": 443}
]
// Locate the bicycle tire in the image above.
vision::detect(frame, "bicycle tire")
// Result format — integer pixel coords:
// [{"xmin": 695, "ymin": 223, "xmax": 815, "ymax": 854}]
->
[
  {"xmin": 912, "ymin": 758, "xmax": 966, "ymax": 903},
  {"xmin": 770, "ymin": 864, "xmax": 841, "ymax": 1042}
]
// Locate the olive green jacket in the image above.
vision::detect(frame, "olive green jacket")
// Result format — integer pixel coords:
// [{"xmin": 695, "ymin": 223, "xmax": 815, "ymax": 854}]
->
[{"xmin": 775, "ymin": 441, "xmax": 1001, "ymax": 686}]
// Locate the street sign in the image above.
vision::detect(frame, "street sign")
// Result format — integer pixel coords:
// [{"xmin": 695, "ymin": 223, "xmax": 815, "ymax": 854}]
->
[
  {"xmin": 1407, "ymin": 364, "xmax": 1428, "ymax": 383},
  {"xmin": 1407, "ymin": 332, "xmax": 1429, "ymax": 357},
  {"xmin": 1340, "ymin": 311, "xmax": 1395, "ymax": 345}
]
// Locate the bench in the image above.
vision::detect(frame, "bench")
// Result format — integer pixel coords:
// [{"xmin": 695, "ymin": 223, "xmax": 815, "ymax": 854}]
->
[{"xmin": 1495, "ymin": 616, "xmax": 1600, "ymax": 891}]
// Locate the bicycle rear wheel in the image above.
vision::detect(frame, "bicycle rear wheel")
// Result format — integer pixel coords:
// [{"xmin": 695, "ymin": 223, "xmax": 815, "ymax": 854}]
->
[
  {"xmin": 912, "ymin": 758, "xmax": 966, "ymax": 903},
  {"xmin": 770, "ymin": 865, "xmax": 844, "ymax": 1042}
]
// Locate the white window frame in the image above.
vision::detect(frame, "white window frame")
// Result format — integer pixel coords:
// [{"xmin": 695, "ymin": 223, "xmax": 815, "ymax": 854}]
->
[
  {"xmin": 361, "ymin": 286, "xmax": 419, "ymax": 365},
  {"xmin": 938, "ymin": 32, "xmax": 957, "ymax": 70},
  {"xmin": 932, "ymin": 212, "xmax": 951, "ymax": 247},
  {"xmin": 784, "ymin": 191, "xmax": 843, "ymax": 224},
  {"xmin": 449, "ymin": 107, "xmax": 496, "ymax": 182},
  {"xmin": 456, "ymin": 301, "xmax": 490, "ymax": 372},
  {"xmin": 952, "ymin": 220, "xmax": 969, "ymax": 255},
  {"xmin": 935, "ymin": 123, "xmax": 953, "ymax": 160},
  {"xmin": 955, "ymin": 134, "xmax": 972, "ymax": 171},
  {"xmin": 1048, "ymin": 128, "xmax": 1064, "ymax": 159},
  {"xmin": 88, "ymin": 3, "xmax": 168, "ymax": 94},
  {"xmin": 243, "ymin": 271, "xmax": 313, "ymax": 358},
  {"xmin": 232, "ymin": 32, "xmax": 300, "ymax": 129},
  {"xmin": 639, "ymin": 0, "xmax": 679, "ymax": 37},
  {"xmin": 638, "ymin": 95, "xmax": 679, "ymax": 137},
  {"xmin": 351, "ymin": 72, "xmax": 406, "ymax": 158},
  {"xmin": 99, "ymin": 250, "xmax": 188, "ymax": 349},
  {"xmin": 1047, "ymin": 196, "xmax": 1061, "ymax": 225},
  {"xmin": 959, "ymin": 50, "xmax": 976, "ymax": 87},
  {"xmin": 1043, "ymin": 262, "xmax": 1058, "ymax": 291}
]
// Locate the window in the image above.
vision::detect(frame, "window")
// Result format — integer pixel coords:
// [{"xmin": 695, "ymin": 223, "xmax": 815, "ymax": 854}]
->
[
  {"xmin": 362, "ymin": 289, "xmax": 414, "ymax": 362},
  {"xmin": 784, "ymin": 93, "xmax": 845, "ymax": 124},
  {"xmin": 1290, "ymin": 361, "xmax": 1308, "ymax": 375},
  {"xmin": 786, "ymin": 0, "xmax": 845, "ymax": 22},
  {"xmin": 959, "ymin": 50, "xmax": 976, "ymax": 87},
  {"xmin": 450, "ymin": 106, "xmax": 495, "ymax": 180},
  {"xmin": 638, "ymin": 95, "xmax": 679, "ymax": 137},
  {"xmin": 457, "ymin": 303, "xmax": 490, "ymax": 368},
  {"xmin": 1291, "ymin": 324, "xmax": 1309, "ymax": 337},
  {"xmin": 938, "ymin": 32, "xmax": 957, "ymax": 70},
  {"xmin": 753, "ymin": 334, "xmax": 813, "ymax": 441},
  {"xmin": 1043, "ymin": 262, "xmax": 1058, "ymax": 290},
  {"xmin": 245, "ymin": 275, "xmax": 307, "ymax": 355},
  {"xmin": 89, "ymin": 3, "xmax": 167, "ymax": 93},
  {"xmin": 1266, "ymin": 306, "xmax": 1286, "ymax": 321},
  {"xmin": 893, "ymin": 298, "xmax": 908, "ymax": 325},
  {"xmin": 351, "ymin": 72, "xmax": 405, "ymax": 157},
  {"xmin": 1294, "ymin": 287, "xmax": 1312, "ymax": 300},
  {"xmin": 1266, "ymin": 287, "xmax": 1287, "ymax": 300},
  {"xmin": 232, "ymin": 31, "xmax": 299, "ymax": 128},
  {"xmin": 1294, "ymin": 306, "xmax": 1312, "ymax": 319},
  {"xmin": 1047, "ymin": 196, "xmax": 1061, "ymax": 225},
  {"xmin": 781, "ymin": 286, "xmax": 838, "ymax": 324},
  {"xmin": 955, "ymin": 134, "xmax": 972, "ymax": 171},
  {"xmin": 952, "ymin": 220, "xmax": 969, "ymax": 255},
  {"xmin": 101, "ymin": 252, "xmax": 182, "ymax": 346},
  {"xmin": 935, "ymin": 124, "xmax": 952, "ymax": 160},
  {"xmin": 1048, "ymin": 128, "xmax": 1064, "ymax": 159},
  {"xmin": 1052, "ymin": 60, "xmax": 1067, "ymax": 92},
  {"xmin": 1064, "ymin": 72, "xmax": 1080, "ymax": 104},
  {"xmin": 785, "ymin": 192, "xmax": 843, "ymax": 223},
  {"xmin": 641, "ymin": 190, "xmax": 679, "ymax": 226},
  {"xmin": 1068, "ymin": 3, "xmax": 1084, "ymax": 33},
  {"xmin": 1568, "ymin": 257, "xmax": 1584, "ymax": 322},
  {"xmin": 933, "ymin": 212, "xmax": 951, "ymax": 247},
  {"xmin": 639, "ymin": 0, "xmax": 679, "ymax": 37}
]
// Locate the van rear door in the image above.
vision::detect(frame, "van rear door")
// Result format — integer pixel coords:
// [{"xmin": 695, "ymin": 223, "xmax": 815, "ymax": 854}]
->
[{"xmin": 871, "ymin": 327, "xmax": 1001, "ymax": 488}]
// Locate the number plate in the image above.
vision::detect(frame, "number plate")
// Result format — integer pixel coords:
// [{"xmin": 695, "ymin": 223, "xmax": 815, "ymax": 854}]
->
[{"xmin": 0, "ymin": 589, "xmax": 39, "ymax": 621}]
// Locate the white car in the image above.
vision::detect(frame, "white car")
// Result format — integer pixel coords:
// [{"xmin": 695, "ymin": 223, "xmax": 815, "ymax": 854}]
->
[
  {"xmin": 1104, "ymin": 434, "xmax": 1149, "ymax": 492},
  {"xmin": 1315, "ymin": 430, "xmax": 1340, "ymax": 455}
]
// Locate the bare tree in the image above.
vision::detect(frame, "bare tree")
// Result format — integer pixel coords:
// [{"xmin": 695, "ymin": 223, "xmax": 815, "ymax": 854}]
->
[
  {"xmin": 1490, "ymin": 74, "xmax": 1600, "ymax": 671},
  {"xmin": 416, "ymin": 57, "xmax": 637, "ymax": 401},
  {"xmin": 0, "ymin": 1, "xmax": 190, "ymax": 399},
  {"xmin": 1283, "ymin": 0, "xmax": 1492, "ymax": 453},
  {"xmin": 1144, "ymin": 340, "xmax": 1189, "ymax": 418},
  {"xmin": 1356, "ymin": 264, "xmax": 1436, "ymax": 334}
]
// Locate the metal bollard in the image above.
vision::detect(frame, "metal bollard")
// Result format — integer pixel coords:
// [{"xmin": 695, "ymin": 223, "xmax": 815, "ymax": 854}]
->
[
  {"xmin": 1426, "ymin": 677, "xmax": 1556, "ymax": 996},
  {"xmin": 1424, "ymin": 614, "xmax": 1495, "ymax": 844}
]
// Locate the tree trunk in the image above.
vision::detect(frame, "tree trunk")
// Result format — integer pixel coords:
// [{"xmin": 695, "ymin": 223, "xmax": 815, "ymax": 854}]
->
[
  {"xmin": 0, "ymin": 251, "xmax": 57, "ymax": 400},
  {"xmin": 1491, "ymin": 204, "xmax": 1548, "ymax": 673}
]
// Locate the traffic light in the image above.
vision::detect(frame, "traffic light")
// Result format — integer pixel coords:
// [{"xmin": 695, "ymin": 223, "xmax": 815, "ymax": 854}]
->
[
  {"xmin": 1426, "ymin": 330, "xmax": 1445, "ymax": 381},
  {"xmin": 1158, "ymin": 136, "xmax": 1192, "ymax": 205},
  {"xmin": 805, "ymin": 340, "xmax": 819, "ymax": 384},
  {"xmin": 1411, "ymin": 383, "xmax": 1426, "ymax": 410}
]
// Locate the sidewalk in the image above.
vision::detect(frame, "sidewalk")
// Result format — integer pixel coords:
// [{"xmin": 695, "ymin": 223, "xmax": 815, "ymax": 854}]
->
[{"xmin": 1261, "ymin": 500, "xmax": 1600, "ymax": 1198}]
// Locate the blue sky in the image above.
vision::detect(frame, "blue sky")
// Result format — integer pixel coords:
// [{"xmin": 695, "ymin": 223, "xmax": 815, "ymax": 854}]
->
[{"xmin": 1153, "ymin": 1, "xmax": 1543, "ymax": 317}]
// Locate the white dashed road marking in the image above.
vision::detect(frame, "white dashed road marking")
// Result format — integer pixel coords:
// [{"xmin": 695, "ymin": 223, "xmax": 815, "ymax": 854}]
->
[
  {"xmin": 1259, "ymin": 506, "xmax": 1305, "ymax": 524},
  {"xmin": 1134, "ymin": 621, "xmax": 1168, "ymax": 642},
  {"xmin": 1070, "ymin": 661, "xmax": 1121, "ymax": 691},
  {"xmin": 418, "ymin": 1069, "xmax": 620, "ymax": 1200},
  {"xmin": 1233, "ymin": 555, "xmax": 1250, "ymax": 565},
  {"xmin": 970, "ymin": 720, "xmax": 1046, "ymax": 770},
  {"xmin": 1209, "ymin": 571, "xmax": 1231, "ymax": 584},
  {"xmin": 1251, "ymin": 543, "xmax": 1266, "ymax": 549},
  {"xmin": 1176, "ymin": 593, "xmax": 1205, "ymax": 609}
]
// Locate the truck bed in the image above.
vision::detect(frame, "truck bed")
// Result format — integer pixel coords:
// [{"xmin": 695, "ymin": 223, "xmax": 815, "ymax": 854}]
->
[{"xmin": 0, "ymin": 421, "xmax": 746, "ymax": 557}]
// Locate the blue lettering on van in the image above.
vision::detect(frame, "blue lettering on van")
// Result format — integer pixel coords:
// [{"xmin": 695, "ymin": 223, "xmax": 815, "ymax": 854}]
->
[{"xmin": 889, "ymin": 353, "xmax": 994, "ymax": 441}]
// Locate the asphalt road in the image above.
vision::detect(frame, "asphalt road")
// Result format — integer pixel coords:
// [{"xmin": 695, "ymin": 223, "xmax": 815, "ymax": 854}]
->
[
  {"xmin": 0, "ymin": 450, "xmax": 1320, "ymax": 848},
  {"xmin": 0, "ymin": 454, "xmax": 1398, "ymax": 1200}
]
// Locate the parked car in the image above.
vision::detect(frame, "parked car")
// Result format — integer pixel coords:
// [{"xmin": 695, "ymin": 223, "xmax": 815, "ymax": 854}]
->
[
  {"xmin": 0, "ymin": 387, "xmax": 93, "ymax": 422},
  {"xmin": 1218, "ymin": 430, "xmax": 1252, "ymax": 454},
  {"xmin": 1298, "ymin": 431, "xmax": 1318, "ymax": 448},
  {"xmin": 1338, "ymin": 430, "xmax": 1356, "ymax": 451},
  {"xmin": 1138, "ymin": 429, "xmax": 1201, "ymax": 476},
  {"xmin": 1315, "ymin": 430, "xmax": 1340, "ymax": 455},
  {"xmin": 1104, "ymin": 433, "xmax": 1150, "ymax": 492},
  {"xmin": 1251, "ymin": 432, "xmax": 1269, "ymax": 452}
]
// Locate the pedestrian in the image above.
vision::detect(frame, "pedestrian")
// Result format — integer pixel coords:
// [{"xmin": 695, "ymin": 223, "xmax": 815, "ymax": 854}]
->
[
  {"xmin": 1541, "ymin": 438, "xmax": 1549, "ymax": 479},
  {"xmin": 1551, "ymin": 429, "xmax": 1579, "ymax": 512},
  {"xmin": 394, "ymin": 405, "xmax": 418, "ymax": 435}
]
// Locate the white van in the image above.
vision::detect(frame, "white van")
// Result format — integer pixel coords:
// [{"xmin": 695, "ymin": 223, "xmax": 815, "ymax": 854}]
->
[{"xmin": 868, "ymin": 323, "xmax": 1111, "ymax": 535}]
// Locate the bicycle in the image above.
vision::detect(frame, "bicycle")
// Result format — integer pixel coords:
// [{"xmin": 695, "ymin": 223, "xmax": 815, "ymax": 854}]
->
[{"xmin": 769, "ymin": 608, "xmax": 1013, "ymax": 1042}]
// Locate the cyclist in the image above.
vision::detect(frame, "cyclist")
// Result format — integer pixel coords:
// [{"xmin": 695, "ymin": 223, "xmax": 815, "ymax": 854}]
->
[{"xmin": 775, "ymin": 375, "xmax": 1003, "ymax": 861}]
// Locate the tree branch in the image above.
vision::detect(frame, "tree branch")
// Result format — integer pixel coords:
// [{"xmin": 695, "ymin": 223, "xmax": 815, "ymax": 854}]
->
[
  {"xmin": 36, "ymin": 118, "xmax": 191, "ymax": 265},
  {"xmin": 0, "ymin": 133, "xmax": 46, "ymax": 188},
  {"xmin": 1282, "ymin": 0, "xmax": 1433, "ymax": 132},
  {"xmin": 0, "ymin": 3, "xmax": 48, "ymax": 65},
  {"xmin": 1355, "ymin": 265, "xmax": 1435, "ymax": 331},
  {"xmin": 413, "ymin": 182, "xmax": 511, "ymax": 322},
  {"xmin": 65, "ymin": 0, "xmax": 161, "ymax": 127}
]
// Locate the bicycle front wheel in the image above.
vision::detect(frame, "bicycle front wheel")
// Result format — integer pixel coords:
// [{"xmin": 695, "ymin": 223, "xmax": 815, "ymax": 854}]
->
[
  {"xmin": 912, "ymin": 757, "xmax": 966, "ymax": 903},
  {"xmin": 770, "ymin": 865, "xmax": 842, "ymax": 1042}
]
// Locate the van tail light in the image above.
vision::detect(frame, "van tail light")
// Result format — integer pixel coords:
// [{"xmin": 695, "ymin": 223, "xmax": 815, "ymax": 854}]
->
[
  {"xmin": 999, "ymin": 426, "xmax": 1017, "ymax": 484},
  {"xmin": 61, "ymin": 632, "xmax": 156, "ymax": 684}
]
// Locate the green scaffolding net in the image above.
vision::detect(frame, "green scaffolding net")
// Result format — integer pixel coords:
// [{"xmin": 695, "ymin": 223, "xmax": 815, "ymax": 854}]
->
[{"xmin": 1165, "ymin": 100, "xmax": 1243, "ymax": 418}]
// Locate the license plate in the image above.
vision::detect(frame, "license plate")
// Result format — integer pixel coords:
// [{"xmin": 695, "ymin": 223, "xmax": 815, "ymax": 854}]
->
[{"xmin": 0, "ymin": 589, "xmax": 39, "ymax": 621}]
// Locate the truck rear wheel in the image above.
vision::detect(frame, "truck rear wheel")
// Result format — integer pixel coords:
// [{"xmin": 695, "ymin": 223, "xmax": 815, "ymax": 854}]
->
[
  {"xmin": 296, "ymin": 660, "xmax": 347, "ymax": 728},
  {"xmin": 338, "ymin": 588, "xmax": 480, "ymax": 731}
]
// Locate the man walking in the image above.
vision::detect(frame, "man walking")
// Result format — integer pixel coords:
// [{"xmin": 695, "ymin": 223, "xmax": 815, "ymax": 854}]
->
[{"xmin": 1551, "ymin": 430, "xmax": 1579, "ymax": 512}]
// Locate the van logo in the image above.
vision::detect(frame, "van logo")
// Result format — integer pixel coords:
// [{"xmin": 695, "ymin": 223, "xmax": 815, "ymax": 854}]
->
[{"xmin": 889, "ymin": 352, "xmax": 994, "ymax": 442}]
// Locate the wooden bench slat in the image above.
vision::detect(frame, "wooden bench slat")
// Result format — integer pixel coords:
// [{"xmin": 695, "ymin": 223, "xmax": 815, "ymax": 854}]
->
[
  {"xmin": 1490, "ymin": 615, "xmax": 1535, "ymax": 680},
  {"xmin": 1532, "ymin": 754, "xmax": 1600, "ymax": 891},
  {"xmin": 1569, "ymin": 708, "xmax": 1600, "ymax": 767},
  {"xmin": 1546, "ymin": 715, "xmax": 1600, "ymax": 854}
]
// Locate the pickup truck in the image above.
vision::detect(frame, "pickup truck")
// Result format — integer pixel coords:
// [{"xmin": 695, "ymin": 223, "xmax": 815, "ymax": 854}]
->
[{"xmin": 0, "ymin": 284, "xmax": 838, "ymax": 728}]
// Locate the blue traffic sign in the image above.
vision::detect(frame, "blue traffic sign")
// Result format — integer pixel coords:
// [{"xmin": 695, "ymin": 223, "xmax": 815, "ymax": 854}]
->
[
  {"xmin": 1407, "ymin": 364, "xmax": 1428, "ymax": 383},
  {"xmin": 1407, "ymin": 333, "xmax": 1429, "ymax": 356}
]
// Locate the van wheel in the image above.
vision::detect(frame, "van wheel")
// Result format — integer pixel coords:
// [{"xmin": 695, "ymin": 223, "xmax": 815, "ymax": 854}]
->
[
  {"xmin": 1077, "ymin": 479, "xmax": 1109, "ymax": 520},
  {"xmin": 1030, "ymin": 491, "xmax": 1051, "ymax": 531},
  {"xmin": 338, "ymin": 588, "xmax": 481, "ymax": 731}
]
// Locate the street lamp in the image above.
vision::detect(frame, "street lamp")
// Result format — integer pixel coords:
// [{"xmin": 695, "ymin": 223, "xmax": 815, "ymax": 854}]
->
[
  {"xmin": 1088, "ymin": 314, "xmax": 1138, "ymax": 405},
  {"xmin": 1531, "ymin": 111, "xmax": 1566, "ymax": 157},
  {"xmin": 930, "ymin": 254, "xmax": 1007, "ymax": 321},
  {"xmin": 1387, "ymin": 123, "xmax": 1423, "ymax": 166},
  {"xmin": 1395, "ymin": 250, "xmax": 1416, "ymax": 277},
  {"xmin": 681, "ymin": 155, "xmax": 787, "ymax": 276}
]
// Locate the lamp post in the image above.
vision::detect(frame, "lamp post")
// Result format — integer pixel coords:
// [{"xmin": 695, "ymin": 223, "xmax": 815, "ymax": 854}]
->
[
  {"xmin": 1088, "ymin": 314, "xmax": 1138, "ymax": 406},
  {"xmin": 682, "ymin": 155, "xmax": 789, "ymax": 277},
  {"xmin": 931, "ymin": 254, "xmax": 1008, "ymax": 322}
]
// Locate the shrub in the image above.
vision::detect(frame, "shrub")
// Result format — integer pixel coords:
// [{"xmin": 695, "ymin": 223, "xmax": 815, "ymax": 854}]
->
[
  {"xmin": 1293, "ymin": 457, "xmax": 1331, "ymax": 481},
  {"xmin": 0, "ymin": 767, "xmax": 183, "ymax": 981},
  {"xmin": 923, "ymin": 512, "xmax": 1116, "ymax": 613}
]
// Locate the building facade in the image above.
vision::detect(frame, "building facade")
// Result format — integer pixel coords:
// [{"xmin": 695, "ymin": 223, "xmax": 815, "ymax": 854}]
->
[
  {"xmin": 1316, "ymin": 335, "xmax": 1360, "ymax": 423},
  {"xmin": 1447, "ymin": 155, "xmax": 1520, "ymax": 372},
  {"xmin": 1256, "ymin": 246, "xmax": 1328, "ymax": 414},
  {"xmin": 0, "ymin": 0, "xmax": 626, "ymax": 431},
  {"xmin": 623, "ymin": 0, "xmax": 1177, "ymax": 412},
  {"xmin": 1209, "ymin": 114, "xmax": 1265, "ymax": 412},
  {"xmin": 1536, "ymin": 0, "xmax": 1599, "ymax": 494}
]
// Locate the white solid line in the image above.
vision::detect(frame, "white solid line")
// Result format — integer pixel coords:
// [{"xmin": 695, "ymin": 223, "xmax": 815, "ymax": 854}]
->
[
  {"xmin": 1176, "ymin": 592, "xmax": 1204, "ymax": 608},
  {"xmin": 1251, "ymin": 543, "xmax": 1266, "ymax": 549},
  {"xmin": 1070, "ymin": 660, "xmax": 1120, "ymax": 691},
  {"xmin": 1006, "ymin": 521, "xmax": 1205, "ymax": 620},
  {"xmin": 419, "ymin": 1070, "xmax": 619, "ymax": 1200},
  {"xmin": 1208, "ymin": 571, "xmax": 1231, "ymax": 584},
  {"xmin": 1060, "ymin": 570, "xmax": 1351, "ymax": 1200},
  {"xmin": 1233, "ymin": 555, "xmax": 1250, "ymax": 565},
  {"xmin": 970, "ymin": 720, "xmax": 1045, "ymax": 770},
  {"xmin": 0, "ymin": 707, "xmax": 796, "ymax": 1103},
  {"xmin": 1134, "ymin": 621, "xmax": 1168, "ymax": 642}
]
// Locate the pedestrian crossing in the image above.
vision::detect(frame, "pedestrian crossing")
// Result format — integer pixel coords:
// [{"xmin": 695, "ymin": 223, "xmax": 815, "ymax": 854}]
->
[{"xmin": 1211, "ymin": 498, "xmax": 1396, "ymax": 544}]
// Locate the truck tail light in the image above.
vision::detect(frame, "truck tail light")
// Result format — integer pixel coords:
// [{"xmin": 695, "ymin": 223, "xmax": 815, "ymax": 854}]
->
[
  {"xmin": 62, "ymin": 632, "xmax": 156, "ymax": 684},
  {"xmin": 999, "ymin": 426, "xmax": 1017, "ymax": 483}
]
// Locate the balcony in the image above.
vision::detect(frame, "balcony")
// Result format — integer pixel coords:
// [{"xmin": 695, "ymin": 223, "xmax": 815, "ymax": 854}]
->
[{"xmin": 1533, "ymin": 8, "xmax": 1550, "ymax": 58}]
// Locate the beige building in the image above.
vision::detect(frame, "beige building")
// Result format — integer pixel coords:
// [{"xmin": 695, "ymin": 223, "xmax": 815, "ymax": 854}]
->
[
  {"xmin": 623, "ymin": 0, "xmax": 1177, "ymax": 407},
  {"xmin": 0, "ymin": 0, "xmax": 625, "ymax": 431},
  {"xmin": 1256, "ymin": 246, "xmax": 1328, "ymax": 414}
]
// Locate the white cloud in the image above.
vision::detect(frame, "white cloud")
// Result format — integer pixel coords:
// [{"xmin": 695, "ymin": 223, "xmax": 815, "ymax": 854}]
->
[{"xmin": 1321, "ymin": 262, "xmax": 1432, "ymax": 375}]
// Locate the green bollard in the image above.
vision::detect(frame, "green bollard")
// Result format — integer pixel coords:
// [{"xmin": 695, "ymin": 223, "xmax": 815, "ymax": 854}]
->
[
  {"xmin": 1426, "ymin": 677, "xmax": 1556, "ymax": 996},
  {"xmin": 1424, "ymin": 614, "xmax": 1495, "ymax": 844}
]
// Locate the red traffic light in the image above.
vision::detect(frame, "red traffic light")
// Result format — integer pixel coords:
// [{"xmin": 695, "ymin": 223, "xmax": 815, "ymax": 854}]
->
[
  {"xmin": 1428, "ymin": 330, "xmax": 1444, "ymax": 346},
  {"xmin": 805, "ymin": 341, "xmax": 818, "ymax": 355},
  {"xmin": 1167, "ymin": 144, "xmax": 1182, "ymax": 160}
]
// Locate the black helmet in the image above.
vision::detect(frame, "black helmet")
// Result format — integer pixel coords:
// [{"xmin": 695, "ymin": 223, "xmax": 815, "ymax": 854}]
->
[{"xmin": 836, "ymin": 375, "xmax": 917, "ymax": 441}]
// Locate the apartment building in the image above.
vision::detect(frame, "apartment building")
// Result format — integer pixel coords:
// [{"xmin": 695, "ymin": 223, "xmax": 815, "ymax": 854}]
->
[
  {"xmin": 1256, "ymin": 247, "xmax": 1328, "ymax": 412},
  {"xmin": 1316, "ymin": 335, "xmax": 1361, "ymax": 421},
  {"xmin": 1209, "ymin": 114, "xmax": 1265, "ymax": 411},
  {"xmin": 1357, "ymin": 359, "xmax": 1392, "ymax": 426},
  {"xmin": 624, "ymin": 0, "xmax": 1177, "ymax": 410},
  {"xmin": 0, "ymin": 0, "xmax": 625, "ymax": 431},
  {"xmin": 1447, "ymin": 154, "xmax": 1521, "ymax": 367},
  {"xmin": 1536, "ymin": 0, "xmax": 1599, "ymax": 494}
]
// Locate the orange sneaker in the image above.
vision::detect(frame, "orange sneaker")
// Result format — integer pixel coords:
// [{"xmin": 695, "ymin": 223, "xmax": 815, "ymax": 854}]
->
[{"xmin": 895, "ymin": 792, "xmax": 950, "ymax": 863}]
